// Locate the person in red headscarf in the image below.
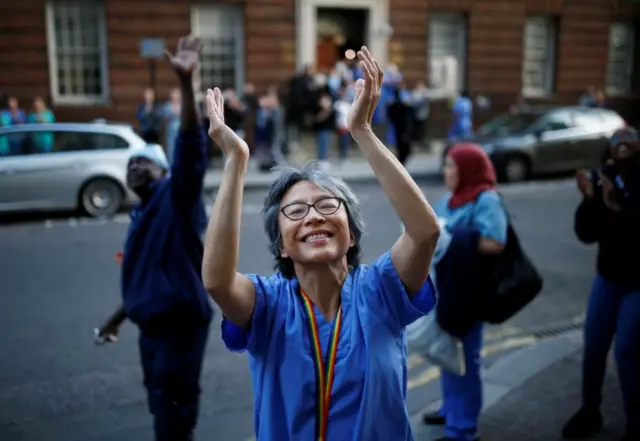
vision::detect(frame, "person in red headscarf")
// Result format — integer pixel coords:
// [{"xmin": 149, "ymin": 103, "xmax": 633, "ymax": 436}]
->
[{"xmin": 421, "ymin": 143, "xmax": 508, "ymax": 441}]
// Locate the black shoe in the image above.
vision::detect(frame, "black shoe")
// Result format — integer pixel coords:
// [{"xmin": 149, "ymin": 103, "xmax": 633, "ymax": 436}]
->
[
  {"xmin": 561, "ymin": 407, "xmax": 604, "ymax": 439},
  {"xmin": 422, "ymin": 411, "xmax": 446, "ymax": 425}
]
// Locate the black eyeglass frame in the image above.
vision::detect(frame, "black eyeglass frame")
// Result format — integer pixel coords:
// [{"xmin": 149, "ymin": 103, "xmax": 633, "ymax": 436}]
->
[{"xmin": 280, "ymin": 196, "xmax": 345, "ymax": 221}]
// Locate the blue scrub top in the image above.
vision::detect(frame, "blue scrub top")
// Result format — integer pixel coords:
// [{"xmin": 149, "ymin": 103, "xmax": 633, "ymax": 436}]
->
[
  {"xmin": 222, "ymin": 251, "xmax": 436, "ymax": 441},
  {"xmin": 447, "ymin": 96, "xmax": 473, "ymax": 140},
  {"xmin": 434, "ymin": 190, "xmax": 508, "ymax": 244}
]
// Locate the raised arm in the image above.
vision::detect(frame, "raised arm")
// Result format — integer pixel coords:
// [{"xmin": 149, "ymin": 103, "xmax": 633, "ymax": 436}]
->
[
  {"xmin": 349, "ymin": 48, "xmax": 440, "ymax": 296},
  {"xmin": 201, "ymin": 88, "xmax": 257, "ymax": 327},
  {"xmin": 163, "ymin": 36, "xmax": 208, "ymax": 210}
]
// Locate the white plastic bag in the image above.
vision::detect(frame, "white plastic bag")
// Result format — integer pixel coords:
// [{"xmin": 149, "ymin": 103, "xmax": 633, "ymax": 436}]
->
[{"xmin": 406, "ymin": 310, "xmax": 466, "ymax": 376}]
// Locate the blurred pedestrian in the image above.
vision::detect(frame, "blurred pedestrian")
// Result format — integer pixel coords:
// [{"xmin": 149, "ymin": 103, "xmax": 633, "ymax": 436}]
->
[
  {"xmin": 96, "ymin": 35, "xmax": 212, "ymax": 441},
  {"xmin": 387, "ymin": 81, "xmax": 413, "ymax": 166},
  {"xmin": 564, "ymin": 127, "xmax": 640, "ymax": 441},
  {"xmin": 137, "ymin": 88, "xmax": 163, "ymax": 144},
  {"xmin": 27, "ymin": 96, "xmax": 55, "ymax": 152},
  {"xmin": 202, "ymin": 47, "xmax": 440, "ymax": 441},
  {"xmin": 422, "ymin": 143, "xmax": 508, "ymax": 441},
  {"xmin": 162, "ymin": 88, "xmax": 181, "ymax": 163},
  {"xmin": 0, "ymin": 96, "xmax": 26, "ymax": 155},
  {"xmin": 447, "ymin": 91, "xmax": 473, "ymax": 142}
]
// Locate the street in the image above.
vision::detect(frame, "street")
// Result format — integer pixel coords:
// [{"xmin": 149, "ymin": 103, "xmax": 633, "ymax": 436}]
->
[{"xmin": 0, "ymin": 177, "xmax": 596, "ymax": 441}]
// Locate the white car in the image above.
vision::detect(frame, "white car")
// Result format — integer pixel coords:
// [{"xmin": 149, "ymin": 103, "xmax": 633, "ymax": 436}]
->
[{"xmin": 0, "ymin": 121, "xmax": 153, "ymax": 217}]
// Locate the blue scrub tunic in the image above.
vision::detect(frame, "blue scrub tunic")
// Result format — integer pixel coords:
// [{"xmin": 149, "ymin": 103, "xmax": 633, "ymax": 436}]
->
[{"xmin": 222, "ymin": 251, "xmax": 436, "ymax": 441}]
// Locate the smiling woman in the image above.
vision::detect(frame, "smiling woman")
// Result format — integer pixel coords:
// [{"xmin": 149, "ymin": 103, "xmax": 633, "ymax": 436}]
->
[
  {"xmin": 262, "ymin": 165, "xmax": 364, "ymax": 279},
  {"xmin": 201, "ymin": 47, "xmax": 440, "ymax": 441}
]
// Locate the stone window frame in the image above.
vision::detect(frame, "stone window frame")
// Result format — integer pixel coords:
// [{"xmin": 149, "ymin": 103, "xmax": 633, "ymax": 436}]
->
[
  {"xmin": 45, "ymin": 1, "xmax": 110, "ymax": 105},
  {"xmin": 521, "ymin": 16, "xmax": 557, "ymax": 98},
  {"xmin": 606, "ymin": 21, "xmax": 636, "ymax": 97},
  {"xmin": 427, "ymin": 12, "xmax": 468, "ymax": 100},
  {"xmin": 190, "ymin": 5, "xmax": 245, "ymax": 94}
]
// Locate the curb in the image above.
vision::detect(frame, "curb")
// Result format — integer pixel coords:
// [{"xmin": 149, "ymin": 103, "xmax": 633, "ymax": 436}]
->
[
  {"xmin": 203, "ymin": 169, "xmax": 441, "ymax": 192},
  {"xmin": 410, "ymin": 330, "xmax": 583, "ymax": 436}
]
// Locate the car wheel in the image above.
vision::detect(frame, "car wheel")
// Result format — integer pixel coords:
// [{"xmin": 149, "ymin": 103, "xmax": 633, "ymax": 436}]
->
[
  {"xmin": 502, "ymin": 156, "xmax": 531, "ymax": 182},
  {"xmin": 80, "ymin": 178, "xmax": 124, "ymax": 218}
]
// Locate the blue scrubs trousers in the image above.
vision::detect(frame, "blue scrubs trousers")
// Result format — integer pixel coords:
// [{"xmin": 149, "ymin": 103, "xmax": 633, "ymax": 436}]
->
[
  {"xmin": 440, "ymin": 321, "xmax": 483, "ymax": 441},
  {"xmin": 582, "ymin": 273, "xmax": 640, "ymax": 433},
  {"xmin": 139, "ymin": 324, "xmax": 210, "ymax": 441}
]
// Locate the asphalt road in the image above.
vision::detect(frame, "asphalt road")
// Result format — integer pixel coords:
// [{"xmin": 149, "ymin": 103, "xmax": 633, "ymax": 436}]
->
[{"xmin": 0, "ymin": 178, "xmax": 597, "ymax": 441}]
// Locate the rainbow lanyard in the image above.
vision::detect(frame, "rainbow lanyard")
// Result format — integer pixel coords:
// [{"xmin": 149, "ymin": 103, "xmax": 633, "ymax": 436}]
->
[{"xmin": 299, "ymin": 290, "xmax": 343, "ymax": 441}]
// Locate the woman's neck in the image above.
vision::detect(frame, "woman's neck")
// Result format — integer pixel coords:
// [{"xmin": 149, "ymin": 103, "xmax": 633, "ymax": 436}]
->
[{"xmin": 295, "ymin": 260, "xmax": 348, "ymax": 321}]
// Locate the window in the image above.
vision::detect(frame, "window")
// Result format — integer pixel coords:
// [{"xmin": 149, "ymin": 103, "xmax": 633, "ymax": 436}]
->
[
  {"xmin": 52, "ymin": 131, "xmax": 129, "ymax": 152},
  {"xmin": 191, "ymin": 5, "xmax": 245, "ymax": 92},
  {"xmin": 477, "ymin": 113, "xmax": 539, "ymax": 137},
  {"xmin": 0, "ymin": 131, "xmax": 128, "ymax": 156},
  {"xmin": 428, "ymin": 13, "xmax": 467, "ymax": 98},
  {"xmin": 606, "ymin": 22, "xmax": 635, "ymax": 96},
  {"xmin": 573, "ymin": 111, "xmax": 603, "ymax": 128},
  {"xmin": 522, "ymin": 17, "xmax": 557, "ymax": 96},
  {"xmin": 539, "ymin": 110, "xmax": 573, "ymax": 131},
  {"xmin": 46, "ymin": 1, "xmax": 109, "ymax": 105}
]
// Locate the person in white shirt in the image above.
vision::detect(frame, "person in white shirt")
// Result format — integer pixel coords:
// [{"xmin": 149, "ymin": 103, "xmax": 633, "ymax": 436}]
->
[{"xmin": 334, "ymin": 84, "xmax": 353, "ymax": 164}]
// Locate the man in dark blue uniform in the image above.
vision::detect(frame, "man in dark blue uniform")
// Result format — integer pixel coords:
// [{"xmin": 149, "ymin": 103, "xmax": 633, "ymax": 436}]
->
[{"xmin": 96, "ymin": 35, "xmax": 213, "ymax": 441}]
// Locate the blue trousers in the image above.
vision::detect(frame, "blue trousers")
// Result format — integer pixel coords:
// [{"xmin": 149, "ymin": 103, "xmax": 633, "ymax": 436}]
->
[
  {"xmin": 316, "ymin": 129, "xmax": 332, "ymax": 160},
  {"xmin": 337, "ymin": 132, "xmax": 350, "ymax": 160},
  {"xmin": 582, "ymin": 273, "xmax": 640, "ymax": 432},
  {"xmin": 139, "ymin": 324, "xmax": 210, "ymax": 441},
  {"xmin": 440, "ymin": 321, "xmax": 484, "ymax": 441}
]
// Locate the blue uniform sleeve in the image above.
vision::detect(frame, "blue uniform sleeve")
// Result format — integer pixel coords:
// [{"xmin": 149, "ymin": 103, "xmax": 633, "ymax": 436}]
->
[
  {"xmin": 221, "ymin": 274, "xmax": 283, "ymax": 356},
  {"xmin": 170, "ymin": 128, "xmax": 208, "ymax": 211},
  {"xmin": 361, "ymin": 251, "xmax": 436, "ymax": 334},
  {"xmin": 472, "ymin": 191, "xmax": 508, "ymax": 244}
]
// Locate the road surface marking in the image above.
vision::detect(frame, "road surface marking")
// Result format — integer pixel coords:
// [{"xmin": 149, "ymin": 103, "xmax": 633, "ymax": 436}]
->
[
  {"xmin": 407, "ymin": 334, "xmax": 537, "ymax": 390},
  {"xmin": 407, "ymin": 325, "xmax": 521, "ymax": 372}
]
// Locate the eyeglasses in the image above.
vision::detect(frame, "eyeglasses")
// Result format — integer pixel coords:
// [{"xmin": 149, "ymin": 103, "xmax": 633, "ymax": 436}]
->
[{"xmin": 280, "ymin": 196, "xmax": 344, "ymax": 221}]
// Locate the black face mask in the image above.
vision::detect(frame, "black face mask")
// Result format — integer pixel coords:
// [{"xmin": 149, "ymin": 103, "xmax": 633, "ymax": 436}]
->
[{"xmin": 127, "ymin": 168, "xmax": 156, "ymax": 194}]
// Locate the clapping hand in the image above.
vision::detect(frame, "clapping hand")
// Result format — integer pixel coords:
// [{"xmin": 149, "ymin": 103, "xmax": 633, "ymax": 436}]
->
[
  {"xmin": 597, "ymin": 171, "xmax": 622, "ymax": 212},
  {"xmin": 206, "ymin": 88, "xmax": 250, "ymax": 159},
  {"xmin": 347, "ymin": 47, "xmax": 384, "ymax": 134},
  {"xmin": 576, "ymin": 170, "xmax": 594, "ymax": 199},
  {"xmin": 164, "ymin": 35, "xmax": 202, "ymax": 79}
]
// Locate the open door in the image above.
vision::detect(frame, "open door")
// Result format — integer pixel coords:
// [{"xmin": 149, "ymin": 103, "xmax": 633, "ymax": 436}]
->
[{"xmin": 316, "ymin": 36, "xmax": 338, "ymax": 71}]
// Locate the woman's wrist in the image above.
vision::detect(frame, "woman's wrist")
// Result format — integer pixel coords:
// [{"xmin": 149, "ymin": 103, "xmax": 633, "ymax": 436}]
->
[{"xmin": 351, "ymin": 127, "xmax": 375, "ymax": 143}]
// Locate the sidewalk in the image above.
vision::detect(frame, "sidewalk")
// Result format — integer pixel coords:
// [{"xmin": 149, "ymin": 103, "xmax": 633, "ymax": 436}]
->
[
  {"xmin": 412, "ymin": 330, "xmax": 626, "ymax": 441},
  {"xmin": 203, "ymin": 152, "xmax": 442, "ymax": 191}
]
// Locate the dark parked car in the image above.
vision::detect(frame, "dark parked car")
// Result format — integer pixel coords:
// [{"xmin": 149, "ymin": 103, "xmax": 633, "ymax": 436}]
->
[{"xmin": 443, "ymin": 106, "xmax": 627, "ymax": 182}]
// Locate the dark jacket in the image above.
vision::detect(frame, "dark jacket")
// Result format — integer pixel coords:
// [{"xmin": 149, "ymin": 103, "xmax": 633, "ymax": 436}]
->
[
  {"xmin": 121, "ymin": 129, "xmax": 213, "ymax": 335},
  {"xmin": 575, "ymin": 166, "xmax": 640, "ymax": 288},
  {"xmin": 435, "ymin": 226, "xmax": 487, "ymax": 338}
]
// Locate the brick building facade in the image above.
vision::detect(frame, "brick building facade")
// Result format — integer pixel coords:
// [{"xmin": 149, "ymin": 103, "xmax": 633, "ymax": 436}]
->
[{"xmin": 1, "ymin": 0, "xmax": 639, "ymax": 136}]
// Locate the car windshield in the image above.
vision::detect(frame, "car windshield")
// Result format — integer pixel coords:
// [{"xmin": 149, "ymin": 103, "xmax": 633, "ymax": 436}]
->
[{"xmin": 477, "ymin": 113, "xmax": 539, "ymax": 137}]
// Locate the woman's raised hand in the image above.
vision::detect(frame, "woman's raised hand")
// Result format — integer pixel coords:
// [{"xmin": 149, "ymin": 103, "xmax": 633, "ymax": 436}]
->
[
  {"xmin": 206, "ymin": 88, "xmax": 250, "ymax": 159},
  {"xmin": 347, "ymin": 47, "xmax": 384, "ymax": 134}
]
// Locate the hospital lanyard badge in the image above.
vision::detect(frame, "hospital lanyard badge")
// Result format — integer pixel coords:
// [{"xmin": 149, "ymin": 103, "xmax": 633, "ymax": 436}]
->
[{"xmin": 299, "ymin": 289, "xmax": 343, "ymax": 441}]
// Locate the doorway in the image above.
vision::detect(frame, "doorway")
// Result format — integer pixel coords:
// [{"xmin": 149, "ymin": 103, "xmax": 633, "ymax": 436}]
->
[{"xmin": 315, "ymin": 8, "xmax": 368, "ymax": 71}]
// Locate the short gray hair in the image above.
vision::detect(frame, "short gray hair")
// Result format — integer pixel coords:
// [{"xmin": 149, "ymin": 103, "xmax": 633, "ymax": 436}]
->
[{"xmin": 262, "ymin": 163, "xmax": 365, "ymax": 278}]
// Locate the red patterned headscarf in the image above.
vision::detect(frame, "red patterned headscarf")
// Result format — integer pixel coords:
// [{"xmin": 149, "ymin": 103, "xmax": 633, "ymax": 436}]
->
[{"xmin": 447, "ymin": 143, "xmax": 497, "ymax": 209}]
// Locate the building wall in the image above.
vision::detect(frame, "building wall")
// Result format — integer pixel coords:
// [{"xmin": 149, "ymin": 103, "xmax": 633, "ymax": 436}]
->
[
  {"xmin": 0, "ymin": 0, "xmax": 295, "ymax": 125},
  {"xmin": 1, "ymin": 0, "xmax": 638, "ymax": 136},
  {"xmin": 390, "ymin": 0, "xmax": 640, "ymax": 131}
]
